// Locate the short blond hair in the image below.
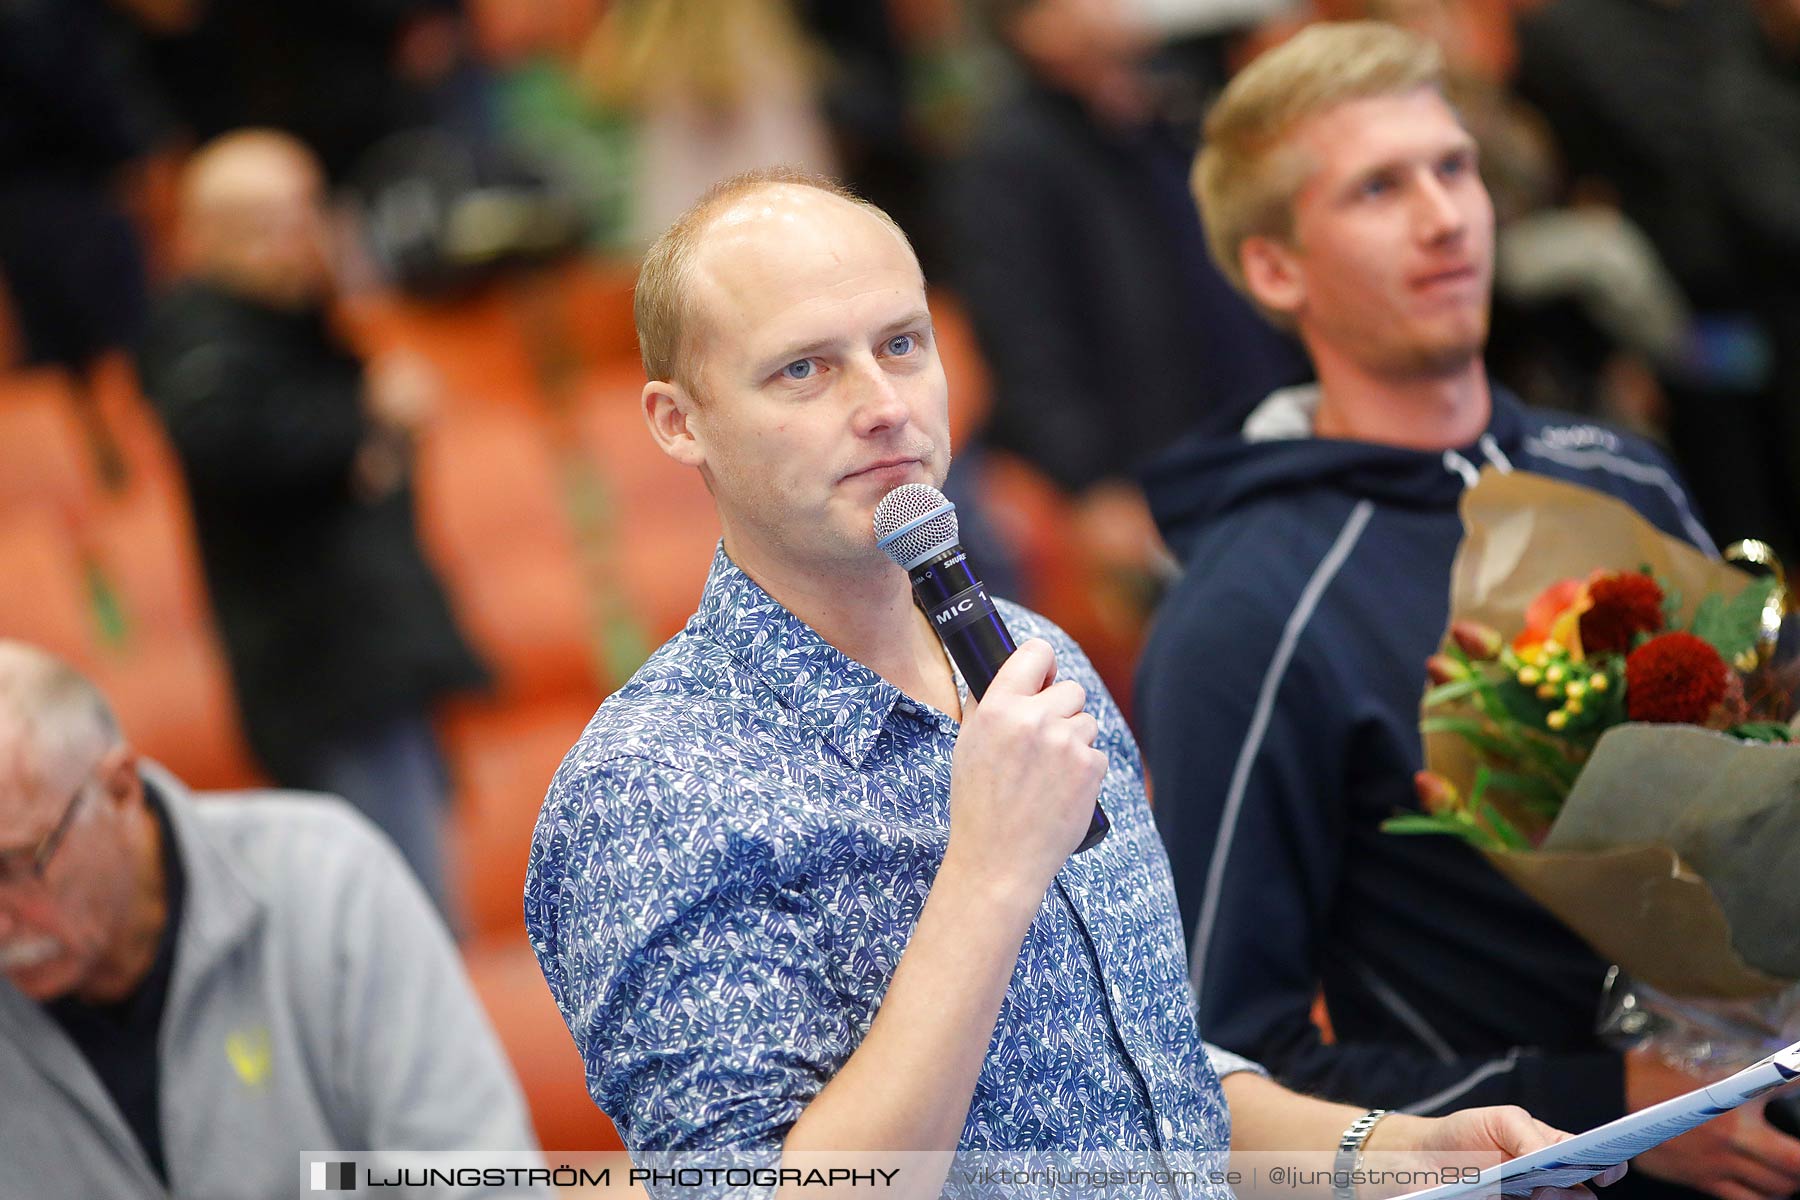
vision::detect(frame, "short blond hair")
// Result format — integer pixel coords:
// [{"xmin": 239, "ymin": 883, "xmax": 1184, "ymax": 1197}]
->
[
  {"xmin": 1194, "ymin": 21, "xmax": 1446, "ymax": 299},
  {"xmin": 634, "ymin": 167, "xmax": 913, "ymax": 390}
]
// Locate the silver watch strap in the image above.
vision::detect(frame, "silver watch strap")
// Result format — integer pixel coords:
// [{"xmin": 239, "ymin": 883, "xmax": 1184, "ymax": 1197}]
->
[{"xmin": 1333, "ymin": 1108, "xmax": 1393, "ymax": 1200}]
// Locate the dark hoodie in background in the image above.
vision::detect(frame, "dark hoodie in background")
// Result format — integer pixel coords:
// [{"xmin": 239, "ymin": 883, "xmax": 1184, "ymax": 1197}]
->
[
  {"xmin": 938, "ymin": 79, "xmax": 1310, "ymax": 493},
  {"xmin": 1136, "ymin": 383, "xmax": 1711, "ymax": 1154}
]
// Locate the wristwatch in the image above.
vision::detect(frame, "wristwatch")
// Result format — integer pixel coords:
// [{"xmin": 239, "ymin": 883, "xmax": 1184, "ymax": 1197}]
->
[{"xmin": 1333, "ymin": 1108, "xmax": 1393, "ymax": 1200}]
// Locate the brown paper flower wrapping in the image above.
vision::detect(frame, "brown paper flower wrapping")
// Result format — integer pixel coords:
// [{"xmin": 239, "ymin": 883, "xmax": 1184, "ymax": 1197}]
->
[{"xmin": 1426, "ymin": 470, "xmax": 1799, "ymax": 999}]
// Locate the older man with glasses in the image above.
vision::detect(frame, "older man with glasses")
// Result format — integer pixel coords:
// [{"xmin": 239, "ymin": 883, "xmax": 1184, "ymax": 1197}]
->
[{"xmin": 0, "ymin": 639, "xmax": 546, "ymax": 1199}]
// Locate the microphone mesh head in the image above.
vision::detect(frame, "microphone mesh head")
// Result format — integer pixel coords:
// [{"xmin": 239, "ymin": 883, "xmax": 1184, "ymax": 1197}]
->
[{"xmin": 873, "ymin": 484, "xmax": 959, "ymax": 569}]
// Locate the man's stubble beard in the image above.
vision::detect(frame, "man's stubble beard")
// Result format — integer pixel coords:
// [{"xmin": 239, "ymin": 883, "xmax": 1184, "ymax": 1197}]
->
[{"xmin": 1389, "ymin": 307, "xmax": 1491, "ymax": 380}]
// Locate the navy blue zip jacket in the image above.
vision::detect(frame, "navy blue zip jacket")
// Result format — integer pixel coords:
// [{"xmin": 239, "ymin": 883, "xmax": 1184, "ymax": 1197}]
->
[{"xmin": 1136, "ymin": 382, "xmax": 1713, "ymax": 1138}]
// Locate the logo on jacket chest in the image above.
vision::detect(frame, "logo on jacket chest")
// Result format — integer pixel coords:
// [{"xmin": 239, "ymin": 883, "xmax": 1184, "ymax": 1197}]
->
[{"xmin": 225, "ymin": 1027, "xmax": 273, "ymax": 1088}]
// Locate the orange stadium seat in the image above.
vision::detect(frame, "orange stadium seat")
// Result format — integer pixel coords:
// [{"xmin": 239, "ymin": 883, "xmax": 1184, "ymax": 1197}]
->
[
  {"xmin": 448, "ymin": 546, "xmax": 602, "ymax": 702},
  {"xmin": 0, "ymin": 275, "xmax": 21, "ymax": 370},
  {"xmin": 122, "ymin": 148, "xmax": 188, "ymax": 285},
  {"xmin": 567, "ymin": 367, "xmax": 690, "ymax": 501},
  {"xmin": 479, "ymin": 260, "xmax": 643, "ymax": 410},
  {"xmin": 84, "ymin": 483, "xmax": 213, "ymax": 638},
  {"xmin": 337, "ymin": 287, "xmax": 541, "ymax": 411},
  {"xmin": 416, "ymin": 405, "xmax": 577, "ymax": 575},
  {"xmin": 91, "ymin": 627, "xmax": 262, "ymax": 790},
  {"xmin": 928, "ymin": 289, "xmax": 993, "ymax": 446},
  {"xmin": 440, "ymin": 693, "xmax": 601, "ymax": 939},
  {"xmin": 550, "ymin": 258, "xmax": 642, "ymax": 371},
  {"xmin": 342, "ymin": 257, "xmax": 647, "ymax": 421},
  {"xmin": 415, "ymin": 405, "xmax": 604, "ymax": 700},
  {"xmin": 0, "ymin": 506, "xmax": 101, "ymax": 671},
  {"xmin": 86, "ymin": 352, "xmax": 190, "ymax": 494},
  {"xmin": 570, "ymin": 366, "xmax": 718, "ymax": 646},
  {"xmin": 0, "ymin": 422, "xmax": 261, "ymax": 788},
  {"xmin": 0, "ymin": 371, "xmax": 101, "ymax": 522},
  {"xmin": 977, "ymin": 452, "xmax": 1141, "ymax": 709},
  {"xmin": 461, "ymin": 934, "xmax": 624, "ymax": 1153}
]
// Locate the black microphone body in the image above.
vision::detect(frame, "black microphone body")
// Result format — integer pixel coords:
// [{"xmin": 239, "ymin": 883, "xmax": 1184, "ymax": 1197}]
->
[
  {"xmin": 906, "ymin": 544, "xmax": 1015, "ymax": 699},
  {"xmin": 904, "ymin": 544, "xmax": 1110, "ymax": 854}
]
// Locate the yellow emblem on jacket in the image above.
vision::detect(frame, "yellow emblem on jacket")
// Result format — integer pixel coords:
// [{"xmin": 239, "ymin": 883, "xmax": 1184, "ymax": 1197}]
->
[{"xmin": 225, "ymin": 1029, "xmax": 272, "ymax": 1088}]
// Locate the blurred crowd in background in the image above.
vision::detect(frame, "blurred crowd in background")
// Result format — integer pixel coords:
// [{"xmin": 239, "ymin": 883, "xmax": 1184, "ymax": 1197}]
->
[{"xmin": 4, "ymin": 0, "xmax": 1800, "ymax": 1158}]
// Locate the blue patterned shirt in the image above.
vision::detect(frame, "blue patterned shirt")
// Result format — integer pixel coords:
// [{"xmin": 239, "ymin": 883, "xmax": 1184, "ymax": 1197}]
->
[{"xmin": 526, "ymin": 547, "xmax": 1244, "ymax": 1167}]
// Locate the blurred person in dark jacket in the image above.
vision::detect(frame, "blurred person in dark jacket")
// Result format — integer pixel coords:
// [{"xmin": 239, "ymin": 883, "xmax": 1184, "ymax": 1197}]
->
[
  {"xmin": 0, "ymin": 0, "xmax": 150, "ymax": 374},
  {"xmin": 938, "ymin": 0, "xmax": 1309, "ymax": 605},
  {"xmin": 136, "ymin": 130, "xmax": 486, "ymax": 918},
  {"xmin": 0, "ymin": 0, "xmax": 192, "ymax": 488},
  {"xmin": 133, "ymin": 0, "xmax": 473, "ymax": 183},
  {"xmin": 1517, "ymin": 0, "xmax": 1800, "ymax": 564},
  {"xmin": 1710, "ymin": 0, "xmax": 1800, "ymax": 256},
  {"xmin": 1704, "ymin": 0, "xmax": 1800, "ymax": 567}
]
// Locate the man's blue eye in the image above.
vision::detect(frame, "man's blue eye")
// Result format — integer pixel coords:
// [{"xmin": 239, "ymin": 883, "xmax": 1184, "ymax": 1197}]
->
[
  {"xmin": 781, "ymin": 360, "xmax": 814, "ymax": 381},
  {"xmin": 886, "ymin": 334, "xmax": 917, "ymax": 356}
]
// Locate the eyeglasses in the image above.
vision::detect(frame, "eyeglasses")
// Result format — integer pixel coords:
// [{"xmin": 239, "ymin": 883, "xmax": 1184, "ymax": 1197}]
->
[{"xmin": 0, "ymin": 776, "xmax": 91, "ymax": 889}]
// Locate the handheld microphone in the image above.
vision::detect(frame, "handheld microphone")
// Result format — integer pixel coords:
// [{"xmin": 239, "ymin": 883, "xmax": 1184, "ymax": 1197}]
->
[{"xmin": 874, "ymin": 483, "xmax": 1109, "ymax": 853}]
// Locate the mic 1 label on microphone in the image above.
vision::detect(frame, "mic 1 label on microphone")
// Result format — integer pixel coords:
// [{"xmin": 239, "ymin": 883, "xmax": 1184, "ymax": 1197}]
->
[{"xmin": 927, "ymin": 584, "xmax": 1000, "ymax": 637}]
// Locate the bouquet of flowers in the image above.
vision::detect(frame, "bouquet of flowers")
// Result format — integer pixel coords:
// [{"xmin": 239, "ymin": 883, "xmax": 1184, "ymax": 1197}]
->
[{"xmin": 1389, "ymin": 470, "xmax": 1800, "ymax": 1072}]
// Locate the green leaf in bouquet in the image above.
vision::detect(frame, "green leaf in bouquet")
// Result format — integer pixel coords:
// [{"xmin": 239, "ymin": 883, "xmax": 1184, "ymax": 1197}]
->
[
  {"xmin": 1684, "ymin": 594, "xmax": 1722, "ymax": 640},
  {"xmin": 1555, "ymin": 678, "xmax": 1627, "ymax": 746},
  {"xmin": 1444, "ymin": 656, "xmax": 1548, "ymax": 729},
  {"xmin": 1476, "ymin": 797, "xmax": 1533, "ymax": 851},
  {"xmin": 1462, "ymin": 672, "xmax": 1515, "ymax": 724},
  {"xmin": 1689, "ymin": 577, "xmax": 1778, "ymax": 664},
  {"xmin": 1481, "ymin": 768, "xmax": 1567, "ymax": 817},
  {"xmin": 1469, "ymin": 765, "xmax": 1535, "ymax": 850},
  {"xmin": 1589, "ymin": 662, "xmax": 1629, "ymax": 726},
  {"xmin": 1522, "ymin": 736, "xmax": 1586, "ymax": 789},
  {"xmin": 1726, "ymin": 721, "xmax": 1795, "ymax": 744},
  {"xmin": 1424, "ymin": 677, "xmax": 1485, "ymax": 709},
  {"xmin": 1494, "ymin": 676, "xmax": 1555, "ymax": 727},
  {"xmin": 1421, "ymin": 715, "xmax": 1583, "ymax": 790},
  {"xmin": 1435, "ymin": 646, "xmax": 1510, "ymax": 719},
  {"xmin": 1499, "ymin": 719, "xmax": 1585, "ymax": 785},
  {"xmin": 1655, "ymin": 571, "xmax": 1683, "ymax": 629},
  {"xmin": 1380, "ymin": 813, "xmax": 1505, "ymax": 852},
  {"xmin": 1422, "ymin": 714, "xmax": 1516, "ymax": 760}
]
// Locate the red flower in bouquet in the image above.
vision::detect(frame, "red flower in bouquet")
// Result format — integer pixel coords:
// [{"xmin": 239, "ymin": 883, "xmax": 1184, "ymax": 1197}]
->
[
  {"xmin": 1625, "ymin": 632, "xmax": 1731, "ymax": 724},
  {"xmin": 1578, "ymin": 572, "xmax": 1665, "ymax": 655}
]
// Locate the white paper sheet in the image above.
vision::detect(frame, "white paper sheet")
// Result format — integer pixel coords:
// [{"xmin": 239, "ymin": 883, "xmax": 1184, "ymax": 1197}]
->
[{"xmin": 1397, "ymin": 1040, "xmax": 1800, "ymax": 1200}]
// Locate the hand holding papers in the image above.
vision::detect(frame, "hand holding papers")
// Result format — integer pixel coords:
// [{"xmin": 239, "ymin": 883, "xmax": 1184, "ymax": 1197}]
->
[{"xmin": 1398, "ymin": 1039, "xmax": 1800, "ymax": 1200}]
